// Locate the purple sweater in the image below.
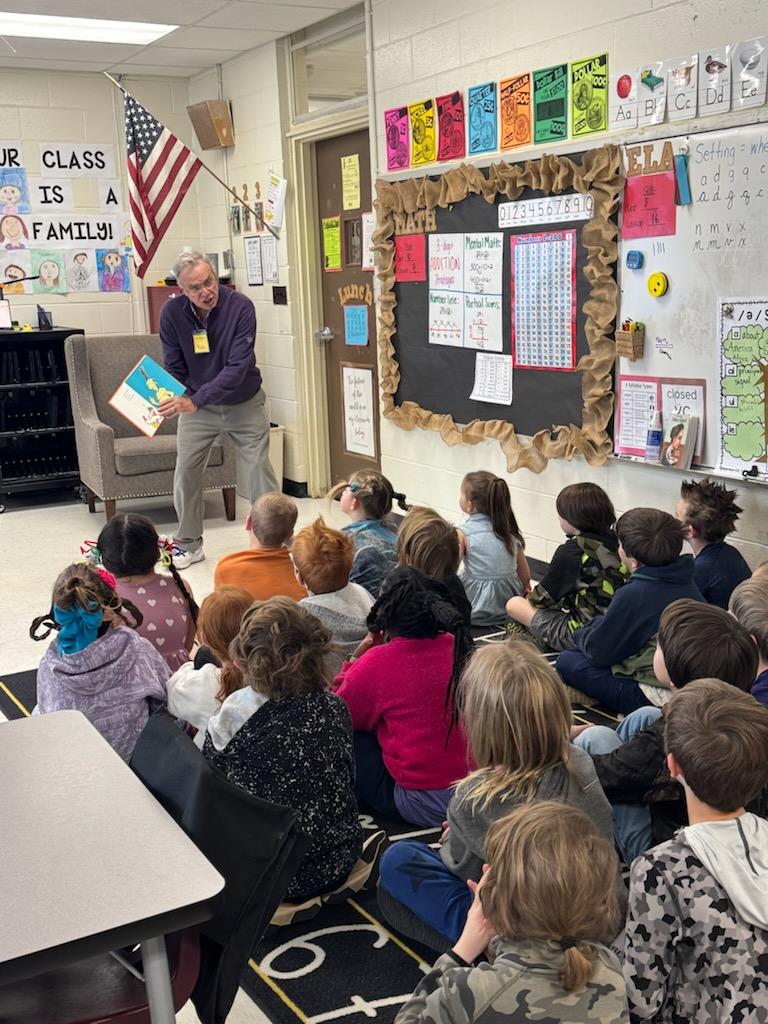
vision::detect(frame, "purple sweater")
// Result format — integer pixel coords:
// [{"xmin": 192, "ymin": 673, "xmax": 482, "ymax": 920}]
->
[
  {"xmin": 35, "ymin": 626, "xmax": 170, "ymax": 761},
  {"xmin": 159, "ymin": 286, "xmax": 262, "ymax": 407}
]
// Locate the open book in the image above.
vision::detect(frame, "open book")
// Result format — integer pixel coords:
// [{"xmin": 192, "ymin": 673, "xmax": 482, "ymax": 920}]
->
[{"xmin": 109, "ymin": 354, "xmax": 185, "ymax": 437}]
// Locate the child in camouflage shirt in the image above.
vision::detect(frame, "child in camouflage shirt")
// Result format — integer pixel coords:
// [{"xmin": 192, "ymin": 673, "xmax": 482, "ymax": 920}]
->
[
  {"xmin": 395, "ymin": 802, "xmax": 628, "ymax": 1024},
  {"xmin": 506, "ymin": 483, "xmax": 627, "ymax": 652}
]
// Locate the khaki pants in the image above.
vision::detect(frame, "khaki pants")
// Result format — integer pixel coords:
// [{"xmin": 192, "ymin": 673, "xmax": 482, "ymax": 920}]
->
[{"xmin": 174, "ymin": 388, "xmax": 278, "ymax": 550}]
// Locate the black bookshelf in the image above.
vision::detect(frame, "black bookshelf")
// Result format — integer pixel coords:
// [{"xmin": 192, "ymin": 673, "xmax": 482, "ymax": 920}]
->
[{"xmin": 0, "ymin": 328, "xmax": 84, "ymax": 505}]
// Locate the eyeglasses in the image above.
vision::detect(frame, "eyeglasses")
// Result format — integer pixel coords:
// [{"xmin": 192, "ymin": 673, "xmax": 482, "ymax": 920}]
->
[{"xmin": 184, "ymin": 273, "xmax": 216, "ymax": 294}]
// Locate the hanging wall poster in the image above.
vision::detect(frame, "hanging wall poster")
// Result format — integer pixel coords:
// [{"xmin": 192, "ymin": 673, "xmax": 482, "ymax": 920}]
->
[
  {"xmin": 719, "ymin": 298, "xmax": 768, "ymax": 477},
  {"xmin": 428, "ymin": 233, "xmax": 464, "ymax": 347},
  {"xmin": 96, "ymin": 249, "xmax": 130, "ymax": 292},
  {"xmin": 408, "ymin": 100, "xmax": 436, "ymax": 166},
  {"xmin": 65, "ymin": 249, "xmax": 98, "ymax": 293},
  {"xmin": 321, "ymin": 215, "xmax": 342, "ymax": 271},
  {"xmin": 342, "ymin": 364, "xmax": 376, "ymax": 458},
  {"xmin": 264, "ymin": 171, "xmax": 287, "ymax": 231},
  {"xmin": 621, "ymin": 171, "xmax": 676, "ymax": 239},
  {"xmin": 31, "ymin": 249, "xmax": 66, "ymax": 294},
  {"xmin": 436, "ymin": 91, "xmax": 465, "ymax": 161},
  {"xmin": 468, "ymin": 82, "xmax": 497, "ymax": 155},
  {"xmin": 343, "ymin": 304, "xmax": 368, "ymax": 346},
  {"xmin": 609, "ymin": 68, "xmax": 639, "ymax": 131},
  {"xmin": 533, "ymin": 64, "xmax": 568, "ymax": 143},
  {"xmin": 570, "ymin": 53, "xmax": 608, "ymax": 137},
  {"xmin": 733, "ymin": 37, "xmax": 768, "ymax": 109},
  {"xmin": 699, "ymin": 45, "xmax": 732, "ymax": 116},
  {"xmin": 243, "ymin": 234, "xmax": 263, "ymax": 286},
  {"xmin": 463, "ymin": 232, "xmax": 503, "ymax": 351},
  {"xmin": 470, "ymin": 352, "xmax": 513, "ymax": 405},
  {"xmin": 261, "ymin": 234, "xmax": 279, "ymax": 283},
  {"xmin": 637, "ymin": 61, "xmax": 668, "ymax": 126},
  {"xmin": 510, "ymin": 230, "xmax": 577, "ymax": 371},
  {"xmin": 394, "ymin": 233, "xmax": 426, "ymax": 282},
  {"xmin": 0, "ymin": 250, "xmax": 31, "ymax": 293},
  {"xmin": 341, "ymin": 154, "xmax": 360, "ymax": 211},
  {"xmin": 666, "ymin": 55, "xmax": 698, "ymax": 121},
  {"xmin": 500, "ymin": 72, "xmax": 532, "ymax": 150},
  {"xmin": 384, "ymin": 106, "xmax": 409, "ymax": 171},
  {"xmin": 361, "ymin": 211, "xmax": 374, "ymax": 272}
]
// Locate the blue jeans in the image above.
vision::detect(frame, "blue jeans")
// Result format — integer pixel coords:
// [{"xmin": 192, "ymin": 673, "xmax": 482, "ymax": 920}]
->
[
  {"xmin": 557, "ymin": 649, "xmax": 653, "ymax": 714},
  {"xmin": 575, "ymin": 705, "xmax": 662, "ymax": 863},
  {"xmin": 379, "ymin": 842, "xmax": 471, "ymax": 945}
]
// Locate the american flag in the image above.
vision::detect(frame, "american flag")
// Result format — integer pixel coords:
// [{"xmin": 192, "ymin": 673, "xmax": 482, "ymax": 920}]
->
[{"xmin": 124, "ymin": 93, "xmax": 201, "ymax": 278}]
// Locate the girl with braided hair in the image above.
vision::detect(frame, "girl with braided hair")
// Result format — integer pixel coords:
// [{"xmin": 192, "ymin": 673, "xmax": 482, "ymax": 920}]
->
[
  {"xmin": 30, "ymin": 562, "xmax": 170, "ymax": 760},
  {"xmin": 334, "ymin": 566, "xmax": 473, "ymax": 827}
]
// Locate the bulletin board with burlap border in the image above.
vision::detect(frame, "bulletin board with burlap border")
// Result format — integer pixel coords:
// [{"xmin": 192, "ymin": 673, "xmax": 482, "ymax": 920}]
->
[{"xmin": 373, "ymin": 145, "xmax": 623, "ymax": 473}]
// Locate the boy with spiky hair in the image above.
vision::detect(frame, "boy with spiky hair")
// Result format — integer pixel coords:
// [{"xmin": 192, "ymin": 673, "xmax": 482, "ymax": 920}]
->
[{"xmin": 676, "ymin": 477, "xmax": 751, "ymax": 608}]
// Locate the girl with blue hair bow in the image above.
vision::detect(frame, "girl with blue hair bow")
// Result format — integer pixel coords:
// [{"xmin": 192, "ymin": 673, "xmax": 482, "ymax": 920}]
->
[{"xmin": 30, "ymin": 562, "xmax": 170, "ymax": 760}]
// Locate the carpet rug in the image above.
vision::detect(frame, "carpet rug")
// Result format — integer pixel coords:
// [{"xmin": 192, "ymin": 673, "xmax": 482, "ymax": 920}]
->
[{"xmin": 0, "ymin": 669, "xmax": 36, "ymax": 719}]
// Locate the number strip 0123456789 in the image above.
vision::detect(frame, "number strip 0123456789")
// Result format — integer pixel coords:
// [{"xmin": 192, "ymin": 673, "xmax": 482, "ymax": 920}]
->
[{"xmin": 497, "ymin": 193, "xmax": 594, "ymax": 229}]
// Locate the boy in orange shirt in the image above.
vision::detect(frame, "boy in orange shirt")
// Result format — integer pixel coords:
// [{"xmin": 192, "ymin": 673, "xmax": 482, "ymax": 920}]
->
[{"xmin": 214, "ymin": 492, "xmax": 305, "ymax": 602}]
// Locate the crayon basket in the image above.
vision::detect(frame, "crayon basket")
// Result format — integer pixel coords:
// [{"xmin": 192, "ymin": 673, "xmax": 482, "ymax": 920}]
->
[{"xmin": 615, "ymin": 327, "xmax": 645, "ymax": 362}]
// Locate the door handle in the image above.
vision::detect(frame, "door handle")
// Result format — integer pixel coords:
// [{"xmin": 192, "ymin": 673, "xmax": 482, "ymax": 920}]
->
[{"xmin": 315, "ymin": 326, "xmax": 334, "ymax": 344}]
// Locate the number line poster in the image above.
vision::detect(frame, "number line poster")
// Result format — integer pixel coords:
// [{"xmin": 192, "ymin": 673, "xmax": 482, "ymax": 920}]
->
[
  {"xmin": 428, "ymin": 233, "xmax": 503, "ymax": 350},
  {"xmin": 510, "ymin": 230, "xmax": 577, "ymax": 371}
]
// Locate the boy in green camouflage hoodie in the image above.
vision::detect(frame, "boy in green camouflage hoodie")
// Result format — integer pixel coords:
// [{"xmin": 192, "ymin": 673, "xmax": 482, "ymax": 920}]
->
[
  {"xmin": 395, "ymin": 801, "xmax": 627, "ymax": 1024},
  {"xmin": 506, "ymin": 483, "xmax": 627, "ymax": 652}
]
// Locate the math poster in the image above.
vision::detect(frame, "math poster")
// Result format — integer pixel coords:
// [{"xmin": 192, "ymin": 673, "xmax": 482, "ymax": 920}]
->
[
  {"xmin": 510, "ymin": 230, "xmax": 577, "ymax": 371},
  {"xmin": 408, "ymin": 99, "xmax": 436, "ymax": 166},
  {"xmin": 533, "ymin": 64, "xmax": 568, "ymax": 143},
  {"xmin": 570, "ymin": 53, "xmax": 608, "ymax": 137},
  {"xmin": 436, "ymin": 91, "xmax": 466, "ymax": 161},
  {"xmin": 500, "ymin": 72, "xmax": 532, "ymax": 150},
  {"xmin": 384, "ymin": 106, "xmax": 409, "ymax": 171},
  {"xmin": 621, "ymin": 171, "xmax": 676, "ymax": 239},
  {"xmin": 468, "ymin": 82, "xmax": 497, "ymax": 155},
  {"xmin": 394, "ymin": 233, "xmax": 426, "ymax": 281}
]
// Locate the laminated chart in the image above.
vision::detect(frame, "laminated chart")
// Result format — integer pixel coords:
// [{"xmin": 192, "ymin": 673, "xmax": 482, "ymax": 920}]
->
[
  {"xmin": 428, "ymin": 233, "xmax": 503, "ymax": 350},
  {"xmin": 511, "ymin": 230, "xmax": 577, "ymax": 371}
]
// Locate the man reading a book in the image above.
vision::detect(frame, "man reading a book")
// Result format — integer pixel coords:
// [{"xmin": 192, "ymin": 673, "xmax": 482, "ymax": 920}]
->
[{"xmin": 157, "ymin": 247, "xmax": 278, "ymax": 569}]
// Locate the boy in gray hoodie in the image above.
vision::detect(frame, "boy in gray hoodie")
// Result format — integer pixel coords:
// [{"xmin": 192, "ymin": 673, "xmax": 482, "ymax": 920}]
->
[{"xmin": 624, "ymin": 678, "xmax": 768, "ymax": 1023}]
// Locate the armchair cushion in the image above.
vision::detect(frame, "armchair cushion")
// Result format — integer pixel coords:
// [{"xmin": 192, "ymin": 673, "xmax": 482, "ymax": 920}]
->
[{"xmin": 114, "ymin": 437, "xmax": 224, "ymax": 477}]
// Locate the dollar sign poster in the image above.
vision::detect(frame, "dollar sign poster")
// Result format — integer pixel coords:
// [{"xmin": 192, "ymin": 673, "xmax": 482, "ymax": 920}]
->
[
  {"xmin": 468, "ymin": 82, "xmax": 498, "ymax": 156},
  {"xmin": 408, "ymin": 99, "xmax": 436, "ymax": 166},
  {"xmin": 533, "ymin": 63, "xmax": 569, "ymax": 143},
  {"xmin": 436, "ymin": 91, "xmax": 466, "ymax": 161},
  {"xmin": 499, "ymin": 72, "xmax": 532, "ymax": 150},
  {"xmin": 570, "ymin": 53, "xmax": 609, "ymax": 137},
  {"xmin": 384, "ymin": 106, "xmax": 409, "ymax": 171}
]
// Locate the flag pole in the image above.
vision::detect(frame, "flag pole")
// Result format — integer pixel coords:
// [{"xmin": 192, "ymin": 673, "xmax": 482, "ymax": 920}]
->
[{"xmin": 103, "ymin": 71, "xmax": 280, "ymax": 240}]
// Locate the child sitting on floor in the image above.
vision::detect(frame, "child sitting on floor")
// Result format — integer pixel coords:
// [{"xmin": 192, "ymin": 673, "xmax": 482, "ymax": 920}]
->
[
  {"xmin": 31, "ymin": 563, "xmax": 170, "ymax": 760},
  {"xmin": 506, "ymin": 482, "xmax": 627, "ymax": 652},
  {"xmin": 676, "ymin": 478, "xmax": 751, "ymax": 608},
  {"xmin": 334, "ymin": 566, "xmax": 473, "ymax": 827},
  {"xmin": 330, "ymin": 470, "xmax": 410, "ymax": 599},
  {"xmin": 378, "ymin": 641, "xmax": 612, "ymax": 951},
  {"xmin": 203, "ymin": 597, "xmax": 363, "ymax": 903},
  {"xmin": 396, "ymin": 505, "xmax": 472, "ymax": 625},
  {"xmin": 623, "ymin": 679, "xmax": 768, "ymax": 1022},
  {"xmin": 557, "ymin": 508, "xmax": 703, "ymax": 715},
  {"xmin": 213, "ymin": 491, "xmax": 305, "ymax": 602},
  {"xmin": 730, "ymin": 576, "xmax": 768, "ymax": 706},
  {"xmin": 94, "ymin": 512, "xmax": 198, "ymax": 670},
  {"xmin": 458, "ymin": 471, "xmax": 531, "ymax": 627},
  {"xmin": 574, "ymin": 598, "xmax": 757, "ymax": 864},
  {"xmin": 166, "ymin": 585, "xmax": 254, "ymax": 747},
  {"xmin": 395, "ymin": 802, "xmax": 627, "ymax": 1024},
  {"xmin": 291, "ymin": 517, "xmax": 374, "ymax": 672}
]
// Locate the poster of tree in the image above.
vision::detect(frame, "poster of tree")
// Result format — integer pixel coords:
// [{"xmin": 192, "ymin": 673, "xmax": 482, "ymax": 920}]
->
[{"xmin": 719, "ymin": 298, "xmax": 768, "ymax": 475}]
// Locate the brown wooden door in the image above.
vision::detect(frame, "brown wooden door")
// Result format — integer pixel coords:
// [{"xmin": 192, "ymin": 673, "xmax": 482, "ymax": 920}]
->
[{"xmin": 315, "ymin": 129, "xmax": 379, "ymax": 483}]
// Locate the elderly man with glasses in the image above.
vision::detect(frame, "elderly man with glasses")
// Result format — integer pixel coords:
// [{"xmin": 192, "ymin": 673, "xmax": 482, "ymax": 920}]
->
[{"xmin": 158, "ymin": 247, "xmax": 278, "ymax": 568}]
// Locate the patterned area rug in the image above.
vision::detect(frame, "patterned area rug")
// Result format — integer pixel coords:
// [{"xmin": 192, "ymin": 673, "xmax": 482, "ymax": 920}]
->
[{"xmin": 0, "ymin": 669, "xmax": 36, "ymax": 719}]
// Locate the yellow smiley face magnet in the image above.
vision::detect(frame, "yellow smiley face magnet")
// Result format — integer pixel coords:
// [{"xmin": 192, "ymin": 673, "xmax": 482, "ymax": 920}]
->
[{"xmin": 647, "ymin": 271, "xmax": 668, "ymax": 297}]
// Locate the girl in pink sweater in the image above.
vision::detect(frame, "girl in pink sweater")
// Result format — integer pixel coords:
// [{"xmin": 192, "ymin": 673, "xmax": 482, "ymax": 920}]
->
[{"xmin": 334, "ymin": 566, "xmax": 474, "ymax": 826}]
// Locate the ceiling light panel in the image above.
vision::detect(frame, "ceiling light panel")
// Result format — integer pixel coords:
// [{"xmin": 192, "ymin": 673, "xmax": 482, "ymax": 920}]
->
[{"xmin": 0, "ymin": 12, "xmax": 177, "ymax": 45}]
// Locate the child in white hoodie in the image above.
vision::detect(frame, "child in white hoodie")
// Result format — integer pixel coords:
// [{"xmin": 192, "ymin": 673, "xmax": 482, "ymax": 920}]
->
[{"xmin": 624, "ymin": 678, "xmax": 768, "ymax": 1024}]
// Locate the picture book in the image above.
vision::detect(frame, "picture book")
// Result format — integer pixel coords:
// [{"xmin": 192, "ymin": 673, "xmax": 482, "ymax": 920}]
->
[
  {"xmin": 109, "ymin": 354, "xmax": 185, "ymax": 437},
  {"xmin": 659, "ymin": 414, "xmax": 698, "ymax": 470}
]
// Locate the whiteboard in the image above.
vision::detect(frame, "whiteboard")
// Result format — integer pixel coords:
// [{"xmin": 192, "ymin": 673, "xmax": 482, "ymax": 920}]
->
[{"xmin": 618, "ymin": 124, "xmax": 768, "ymax": 469}]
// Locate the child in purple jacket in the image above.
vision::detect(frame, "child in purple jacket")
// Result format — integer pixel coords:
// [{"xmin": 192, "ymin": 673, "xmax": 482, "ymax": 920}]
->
[{"xmin": 31, "ymin": 563, "xmax": 170, "ymax": 760}]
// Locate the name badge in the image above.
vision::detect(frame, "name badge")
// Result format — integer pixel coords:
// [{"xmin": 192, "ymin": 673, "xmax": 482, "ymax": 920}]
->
[{"xmin": 192, "ymin": 329, "xmax": 210, "ymax": 354}]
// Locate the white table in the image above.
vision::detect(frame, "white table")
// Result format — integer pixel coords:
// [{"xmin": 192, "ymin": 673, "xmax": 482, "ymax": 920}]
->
[{"xmin": 0, "ymin": 710, "xmax": 224, "ymax": 1023}]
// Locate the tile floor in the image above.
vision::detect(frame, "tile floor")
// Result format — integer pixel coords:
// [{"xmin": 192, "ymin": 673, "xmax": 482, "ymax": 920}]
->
[{"xmin": 0, "ymin": 487, "xmax": 344, "ymax": 1024}]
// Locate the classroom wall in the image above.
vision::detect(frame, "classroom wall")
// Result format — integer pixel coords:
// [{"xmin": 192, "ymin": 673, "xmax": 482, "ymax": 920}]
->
[
  {"xmin": 189, "ymin": 46, "xmax": 307, "ymax": 486},
  {"xmin": 0, "ymin": 69, "xmax": 200, "ymax": 335},
  {"xmin": 369, "ymin": 0, "xmax": 768, "ymax": 567}
]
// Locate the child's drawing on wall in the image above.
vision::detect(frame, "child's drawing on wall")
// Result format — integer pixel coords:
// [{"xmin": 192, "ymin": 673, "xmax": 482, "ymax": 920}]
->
[
  {"xmin": 0, "ymin": 214, "xmax": 28, "ymax": 250},
  {"xmin": 97, "ymin": 248, "xmax": 130, "ymax": 292},
  {"xmin": 32, "ymin": 250, "xmax": 66, "ymax": 294},
  {"xmin": 67, "ymin": 250, "xmax": 97, "ymax": 292},
  {"xmin": 0, "ymin": 169, "xmax": 31, "ymax": 215},
  {"xmin": 0, "ymin": 251, "xmax": 31, "ymax": 294}
]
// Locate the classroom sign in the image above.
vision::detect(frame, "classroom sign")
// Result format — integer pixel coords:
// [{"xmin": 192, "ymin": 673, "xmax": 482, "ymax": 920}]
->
[
  {"xmin": 570, "ymin": 53, "xmax": 609, "ymax": 137},
  {"xmin": 533, "ymin": 64, "xmax": 568, "ymax": 143}
]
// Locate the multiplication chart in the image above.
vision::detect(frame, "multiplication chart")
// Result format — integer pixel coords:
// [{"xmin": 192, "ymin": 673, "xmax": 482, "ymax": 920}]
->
[{"xmin": 510, "ymin": 229, "xmax": 577, "ymax": 371}]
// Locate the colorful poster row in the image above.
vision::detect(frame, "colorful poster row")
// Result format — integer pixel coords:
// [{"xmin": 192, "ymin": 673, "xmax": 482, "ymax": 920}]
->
[
  {"xmin": 0, "ymin": 247, "xmax": 130, "ymax": 294},
  {"xmin": 385, "ymin": 34, "xmax": 767, "ymax": 171}
]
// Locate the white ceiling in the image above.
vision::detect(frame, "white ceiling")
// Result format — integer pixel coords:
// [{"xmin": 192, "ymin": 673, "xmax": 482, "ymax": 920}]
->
[{"xmin": 0, "ymin": 0, "xmax": 360, "ymax": 77}]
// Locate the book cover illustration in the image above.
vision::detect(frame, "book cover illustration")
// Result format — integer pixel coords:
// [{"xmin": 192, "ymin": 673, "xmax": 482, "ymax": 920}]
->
[
  {"xmin": 659, "ymin": 414, "xmax": 698, "ymax": 470},
  {"xmin": 109, "ymin": 354, "xmax": 185, "ymax": 437}
]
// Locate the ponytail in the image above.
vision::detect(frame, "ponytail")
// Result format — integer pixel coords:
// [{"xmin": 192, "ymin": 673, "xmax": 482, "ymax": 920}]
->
[
  {"xmin": 328, "ymin": 470, "xmax": 410, "ymax": 521},
  {"xmin": 560, "ymin": 941, "xmax": 596, "ymax": 993},
  {"xmin": 463, "ymin": 471, "xmax": 524, "ymax": 558}
]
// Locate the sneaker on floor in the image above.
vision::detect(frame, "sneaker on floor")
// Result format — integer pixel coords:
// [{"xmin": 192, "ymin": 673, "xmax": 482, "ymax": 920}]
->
[{"xmin": 172, "ymin": 545, "xmax": 205, "ymax": 570}]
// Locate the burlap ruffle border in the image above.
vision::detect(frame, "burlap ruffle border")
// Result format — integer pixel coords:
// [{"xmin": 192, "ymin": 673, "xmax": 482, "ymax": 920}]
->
[{"xmin": 373, "ymin": 145, "xmax": 623, "ymax": 473}]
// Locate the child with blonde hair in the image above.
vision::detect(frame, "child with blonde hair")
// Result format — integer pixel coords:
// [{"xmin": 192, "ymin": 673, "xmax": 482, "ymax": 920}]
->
[
  {"xmin": 458, "ymin": 471, "xmax": 530, "ymax": 626},
  {"xmin": 729, "ymin": 576, "xmax": 768, "ymax": 705},
  {"xmin": 31, "ymin": 562, "xmax": 170, "ymax": 760},
  {"xmin": 395, "ymin": 802, "xmax": 627, "ymax": 1024},
  {"xmin": 166, "ymin": 585, "xmax": 254, "ymax": 747},
  {"xmin": 378, "ymin": 641, "xmax": 612, "ymax": 949},
  {"xmin": 330, "ymin": 469, "xmax": 409, "ymax": 598}
]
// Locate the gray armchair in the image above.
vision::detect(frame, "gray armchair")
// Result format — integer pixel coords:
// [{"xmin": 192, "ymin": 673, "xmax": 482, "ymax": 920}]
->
[{"xmin": 65, "ymin": 332, "xmax": 237, "ymax": 522}]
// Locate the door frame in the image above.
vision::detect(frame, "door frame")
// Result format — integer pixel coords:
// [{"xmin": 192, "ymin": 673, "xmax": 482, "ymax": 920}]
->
[{"xmin": 280, "ymin": 41, "xmax": 370, "ymax": 495}]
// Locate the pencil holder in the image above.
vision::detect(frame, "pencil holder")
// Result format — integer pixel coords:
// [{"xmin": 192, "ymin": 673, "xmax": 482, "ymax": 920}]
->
[{"xmin": 615, "ymin": 327, "xmax": 645, "ymax": 362}]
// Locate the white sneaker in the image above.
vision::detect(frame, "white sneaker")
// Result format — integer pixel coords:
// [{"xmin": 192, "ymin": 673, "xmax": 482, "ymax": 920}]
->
[{"xmin": 172, "ymin": 546, "xmax": 205, "ymax": 570}]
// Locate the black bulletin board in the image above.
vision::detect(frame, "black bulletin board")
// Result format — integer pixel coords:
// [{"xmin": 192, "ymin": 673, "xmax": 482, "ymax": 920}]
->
[{"xmin": 374, "ymin": 146, "xmax": 624, "ymax": 473}]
